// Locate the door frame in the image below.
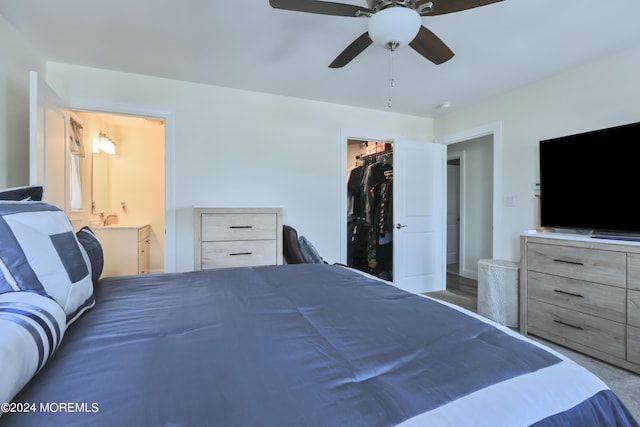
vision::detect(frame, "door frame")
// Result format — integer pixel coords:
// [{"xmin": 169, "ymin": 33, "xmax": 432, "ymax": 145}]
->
[
  {"xmin": 446, "ymin": 152, "xmax": 463, "ymax": 274},
  {"xmin": 69, "ymin": 98, "xmax": 177, "ymax": 273},
  {"xmin": 340, "ymin": 129, "xmax": 397, "ymax": 264},
  {"xmin": 340, "ymin": 129, "xmax": 446, "ymax": 293},
  {"xmin": 437, "ymin": 121, "xmax": 503, "ymax": 260}
]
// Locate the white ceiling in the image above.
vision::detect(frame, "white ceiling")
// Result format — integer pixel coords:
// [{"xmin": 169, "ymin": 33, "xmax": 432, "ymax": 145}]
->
[{"xmin": 2, "ymin": 0, "xmax": 640, "ymax": 118}]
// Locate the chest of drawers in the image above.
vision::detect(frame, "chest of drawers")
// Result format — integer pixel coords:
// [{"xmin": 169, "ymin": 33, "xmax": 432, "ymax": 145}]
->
[
  {"xmin": 194, "ymin": 207, "xmax": 283, "ymax": 270},
  {"xmin": 628, "ymin": 254, "xmax": 640, "ymax": 365},
  {"xmin": 520, "ymin": 233, "xmax": 640, "ymax": 374}
]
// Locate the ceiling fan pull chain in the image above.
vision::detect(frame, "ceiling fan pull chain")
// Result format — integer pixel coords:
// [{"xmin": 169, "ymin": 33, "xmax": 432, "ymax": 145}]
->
[{"xmin": 388, "ymin": 48, "xmax": 395, "ymax": 108}]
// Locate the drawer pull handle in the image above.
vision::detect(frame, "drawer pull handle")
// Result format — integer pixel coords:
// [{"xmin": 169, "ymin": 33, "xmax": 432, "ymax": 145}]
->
[
  {"xmin": 553, "ymin": 289, "xmax": 584, "ymax": 298},
  {"xmin": 229, "ymin": 252, "xmax": 252, "ymax": 256},
  {"xmin": 554, "ymin": 319, "xmax": 583, "ymax": 330},
  {"xmin": 552, "ymin": 259, "xmax": 584, "ymax": 266},
  {"xmin": 229, "ymin": 226, "xmax": 253, "ymax": 229}
]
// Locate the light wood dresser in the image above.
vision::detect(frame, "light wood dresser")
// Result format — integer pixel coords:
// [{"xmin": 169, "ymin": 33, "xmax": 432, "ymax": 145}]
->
[
  {"xmin": 93, "ymin": 225, "xmax": 150, "ymax": 277},
  {"xmin": 520, "ymin": 231, "xmax": 640, "ymax": 374},
  {"xmin": 194, "ymin": 207, "xmax": 283, "ymax": 271}
]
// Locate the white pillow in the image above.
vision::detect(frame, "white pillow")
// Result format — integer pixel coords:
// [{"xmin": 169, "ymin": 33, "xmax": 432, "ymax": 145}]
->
[{"xmin": 0, "ymin": 291, "xmax": 66, "ymax": 405}]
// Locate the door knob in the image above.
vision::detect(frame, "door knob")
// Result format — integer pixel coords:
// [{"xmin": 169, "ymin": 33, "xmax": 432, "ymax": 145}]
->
[{"xmin": 394, "ymin": 224, "xmax": 408, "ymax": 229}]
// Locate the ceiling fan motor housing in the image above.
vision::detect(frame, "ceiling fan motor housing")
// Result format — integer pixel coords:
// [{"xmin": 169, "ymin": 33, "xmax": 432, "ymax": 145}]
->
[
  {"xmin": 368, "ymin": 0, "xmax": 418, "ymax": 12},
  {"xmin": 416, "ymin": 2, "xmax": 434, "ymax": 14}
]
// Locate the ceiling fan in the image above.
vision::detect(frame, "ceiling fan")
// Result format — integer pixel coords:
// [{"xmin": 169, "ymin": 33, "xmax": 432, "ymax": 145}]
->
[{"xmin": 269, "ymin": 0, "xmax": 503, "ymax": 68}]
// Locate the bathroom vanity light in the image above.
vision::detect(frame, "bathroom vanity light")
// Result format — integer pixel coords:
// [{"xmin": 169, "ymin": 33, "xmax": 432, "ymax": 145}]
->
[{"xmin": 94, "ymin": 133, "xmax": 116, "ymax": 155}]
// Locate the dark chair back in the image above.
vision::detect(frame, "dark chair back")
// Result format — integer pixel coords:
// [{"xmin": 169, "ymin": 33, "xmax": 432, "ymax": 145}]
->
[{"xmin": 283, "ymin": 225, "xmax": 307, "ymax": 264}]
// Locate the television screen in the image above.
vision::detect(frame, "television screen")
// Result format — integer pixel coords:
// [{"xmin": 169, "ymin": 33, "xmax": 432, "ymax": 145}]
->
[{"xmin": 539, "ymin": 121, "xmax": 640, "ymax": 235}]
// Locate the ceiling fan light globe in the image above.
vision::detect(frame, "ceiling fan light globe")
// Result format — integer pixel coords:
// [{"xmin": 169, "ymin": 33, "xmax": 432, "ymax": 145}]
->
[{"xmin": 368, "ymin": 7, "xmax": 421, "ymax": 48}]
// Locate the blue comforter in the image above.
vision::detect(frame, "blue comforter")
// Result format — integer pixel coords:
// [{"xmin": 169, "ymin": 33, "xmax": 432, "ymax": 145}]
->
[{"xmin": 2, "ymin": 264, "xmax": 637, "ymax": 426}]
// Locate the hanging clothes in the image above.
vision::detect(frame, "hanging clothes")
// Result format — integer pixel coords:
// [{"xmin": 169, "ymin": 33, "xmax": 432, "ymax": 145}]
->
[
  {"xmin": 347, "ymin": 163, "xmax": 365, "ymax": 220},
  {"xmin": 346, "ymin": 150, "xmax": 393, "ymax": 280}
]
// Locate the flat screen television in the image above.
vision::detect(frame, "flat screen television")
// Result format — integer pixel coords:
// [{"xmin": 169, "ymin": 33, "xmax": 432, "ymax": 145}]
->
[{"xmin": 539, "ymin": 121, "xmax": 640, "ymax": 238}]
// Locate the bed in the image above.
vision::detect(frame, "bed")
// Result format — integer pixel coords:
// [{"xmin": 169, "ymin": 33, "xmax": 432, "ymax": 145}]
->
[{"xmin": 0, "ymin": 191, "xmax": 638, "ymax": 426}]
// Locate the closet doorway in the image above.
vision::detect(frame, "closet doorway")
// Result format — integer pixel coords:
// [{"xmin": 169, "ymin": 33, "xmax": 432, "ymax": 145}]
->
[{"xmin": 346, "ymin": 139, "xmax": 394, "ymax": 281}]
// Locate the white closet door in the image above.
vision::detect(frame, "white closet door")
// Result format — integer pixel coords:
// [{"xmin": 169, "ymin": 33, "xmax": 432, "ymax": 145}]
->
[{"xmin": 393, "ymin": 140, "xmax": 446, "ymax": 294}]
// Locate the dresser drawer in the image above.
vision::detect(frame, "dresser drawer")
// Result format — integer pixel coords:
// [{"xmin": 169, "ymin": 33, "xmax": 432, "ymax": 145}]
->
[
  {"xmin": 527, "ymin": 271, "xmax": 626, "ymax": 323},
  {"xmin": 138, "ymin": 225, "xmax": 150, "ymax": 274},
  {"xmin": 629, "ymin": 289, "xmax": 640, "ymax": 328},
  {"xmin": 202, "ymin": 240, "xmax": 277, "ymax": 269},
  {"xmin": 527, "ymin": 299, "xmax": 626, "ymax": 359},
  {"xmin": 202, "ymin": 213, "xmax": 277, "ymax": 241},
  {"xmin": 629, "ymin": 326, "xmax": 640, "ymax": 364},
  {"xmin": 628, "ymin": 253, "xmax": 640, "ymax": 290},
  {"xmin": 139, "ymin": 225, "xmax": 150, "ymax": 243},
  {"xmin": 527, "ymin": 242, "xmax": 626, "ymax": 287}
]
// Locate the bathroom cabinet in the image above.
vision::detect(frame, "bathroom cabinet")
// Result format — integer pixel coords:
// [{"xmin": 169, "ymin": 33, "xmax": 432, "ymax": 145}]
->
[{"xmin": 93, "ymin": 225, "xmax": 150, "ymax": 277}]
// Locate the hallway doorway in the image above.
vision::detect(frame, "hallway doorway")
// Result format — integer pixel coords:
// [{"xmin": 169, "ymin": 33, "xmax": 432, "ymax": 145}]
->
[
  {"xmin": 446, "ymin": 134, "xmax": 494, "ymax": 283},
  {"xmin": 442, "ymin": 122, "xmax": 503, "ymax": 305}
]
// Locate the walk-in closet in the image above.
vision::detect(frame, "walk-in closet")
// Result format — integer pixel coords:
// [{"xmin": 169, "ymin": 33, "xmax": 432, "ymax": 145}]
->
[{"xmin": 346, "ymin": 140, "xmax": 393, "ymax": 281}]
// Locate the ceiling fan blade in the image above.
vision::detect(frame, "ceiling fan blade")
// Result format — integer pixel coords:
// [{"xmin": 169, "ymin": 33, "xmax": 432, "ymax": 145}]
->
[
  {"xmin": 269, "ymin": 0, "xmax": 371, "ymax": 17},
  {"xmin": 422, "ymin": 0, "xmax": 503, "ymax": 16},
  {"xmin": 329, "ymin": 32, "xmax": 373, "ymax": 68},
  {"xmin": 409, "ymin": 26, "xmax": 454, "ymax": 65}
]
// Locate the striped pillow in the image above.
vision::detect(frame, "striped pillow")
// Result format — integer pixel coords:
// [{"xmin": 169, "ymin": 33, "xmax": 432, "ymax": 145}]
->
[
  {"xmin": 0, "ymin": 201, "xmax": 95, "ymax": 325},
  {"xmin": 0, "ymin": 291, "xmax": 66, "ymax": 405},
  {"xmin": 76, "ymin": 227, "xmax": 104, "ymax": 282}
]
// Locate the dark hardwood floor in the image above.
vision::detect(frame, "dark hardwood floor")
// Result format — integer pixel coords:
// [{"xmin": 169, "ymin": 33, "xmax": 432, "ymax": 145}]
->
[{"xmin": 425, "ymin": 266, "xmax": 478, "ymax": 312}]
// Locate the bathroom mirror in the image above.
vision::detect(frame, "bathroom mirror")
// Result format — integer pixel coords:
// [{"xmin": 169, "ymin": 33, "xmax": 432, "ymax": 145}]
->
[{"xmin": 92, "ymin": 152, "xmax": 109, "ymax": 214}]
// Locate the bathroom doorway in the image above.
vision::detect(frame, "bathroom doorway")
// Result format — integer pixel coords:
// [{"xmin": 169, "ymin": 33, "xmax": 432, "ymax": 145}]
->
[{"xmin": 76, "ymin": 111, "xmax": 166, "ymax": 274}]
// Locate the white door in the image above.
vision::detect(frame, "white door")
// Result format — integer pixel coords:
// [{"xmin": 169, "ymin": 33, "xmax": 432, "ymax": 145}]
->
[
  {"xmin": 29, "ymin": 71, "xmax": 69, "ymax": 209},
  {"xmin": 393, "ymin": 140, "xmax": 446, "ymax": 294}
]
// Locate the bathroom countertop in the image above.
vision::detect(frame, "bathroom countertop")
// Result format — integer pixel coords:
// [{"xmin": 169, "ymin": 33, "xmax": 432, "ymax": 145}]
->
[{"xmin": 92, "ymin": 224, "xmax": 149, "ymax": 230}]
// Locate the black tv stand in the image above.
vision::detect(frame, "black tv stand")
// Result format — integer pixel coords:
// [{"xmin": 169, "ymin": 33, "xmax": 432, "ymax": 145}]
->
[{"xmin": 590, "ymin": 234, "xmax": 640, "ymax": 242}]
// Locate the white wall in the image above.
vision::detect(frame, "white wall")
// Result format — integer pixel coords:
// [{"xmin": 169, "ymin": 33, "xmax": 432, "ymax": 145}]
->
[
  {"xmin": 434, "ymin": 44, "xmax": 640, "ymax": 262},
  {"xmin": 0, "ymin": 14, "xmax": 45, "ymax": 188},
  {"xmin": 46, "ymin": 63, "xmax": 434, "ymax": 272}
]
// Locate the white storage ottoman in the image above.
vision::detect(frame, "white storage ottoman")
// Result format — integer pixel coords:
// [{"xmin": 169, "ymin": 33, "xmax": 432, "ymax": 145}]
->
[{"xmin": 477, "ymin": 259, "xmax": 519, "ymax": 327}]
